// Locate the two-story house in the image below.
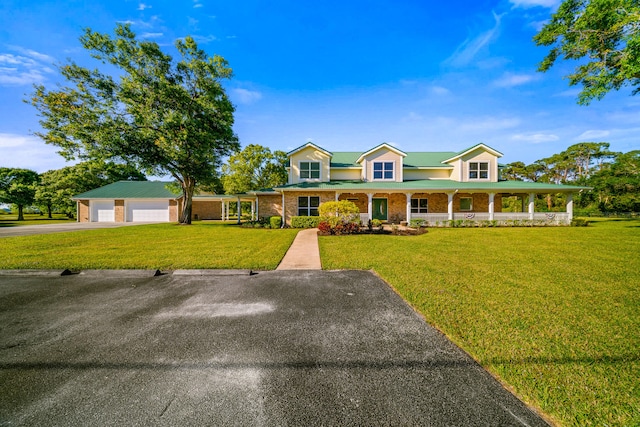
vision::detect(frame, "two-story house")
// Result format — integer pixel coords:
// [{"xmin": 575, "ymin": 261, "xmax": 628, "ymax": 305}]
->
[
  {"xmin": 73, "ymin": 142, "xmax": 587, "ymax": 225},
  {"xmin": 251, "ymin": 142, "xmax": 587, "ymax": 226}
]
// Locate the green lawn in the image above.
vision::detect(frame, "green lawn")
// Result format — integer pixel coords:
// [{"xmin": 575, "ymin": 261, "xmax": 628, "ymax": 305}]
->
[
  {"xmin": 0, "ymin": 223, "xmax": 299, "ymax": 270},
  {"xmin": 320, "ymin": 219, "xmax": 640, "ymax": 427},
  {"xmin": 0, "ymin": 213, "xmax": 73, "ymax": 226}
]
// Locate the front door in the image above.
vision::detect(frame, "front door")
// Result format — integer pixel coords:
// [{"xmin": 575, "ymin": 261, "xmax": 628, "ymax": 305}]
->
[{"xmin": 372, "ymin": 198, "xmax": 388, "ymax": 221}]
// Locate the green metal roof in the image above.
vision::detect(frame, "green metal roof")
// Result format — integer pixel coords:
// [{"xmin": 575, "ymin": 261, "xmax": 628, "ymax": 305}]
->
[
  {"xmin": 73, "ymin": 181, "xmax": 180, "ymax": 199},
  {"xmin": 403, "ymin": 152, "xmax": 457, "ymax": 168},
  {"xmin": 329, "ymin": 151, "xmax": 457, "ymax": 168},
  {"xmin": 274, "ymin": 179, "xmax": 590, "ymax": 193}
]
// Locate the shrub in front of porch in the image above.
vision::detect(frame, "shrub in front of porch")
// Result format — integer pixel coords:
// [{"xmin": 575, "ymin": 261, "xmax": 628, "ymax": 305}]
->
[{"xmin": 317, "ymin": 200, "xmax": 361, "ymax": 235}]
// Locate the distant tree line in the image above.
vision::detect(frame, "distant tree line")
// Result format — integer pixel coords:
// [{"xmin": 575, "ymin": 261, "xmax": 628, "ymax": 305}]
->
[
  {"xmin": 0, "ymin": 161, "xmax": 145, "ymax": 220},
  {"xmin": 2, "ymin": 142, "xmax": 636, "ymax": 220},
  {"xmin": 502, "ymin": 142, "xmax": 640, "ymax": 213},
  {"xmin": 0, "ymin": 143, "xmax": 289, "ymax": 221}
]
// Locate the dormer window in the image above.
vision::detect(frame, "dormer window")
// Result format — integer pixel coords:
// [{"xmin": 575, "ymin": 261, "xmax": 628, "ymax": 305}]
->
[
  {"xmin": 300, "ymin": 161, "xmax": 320, "ymax": 180},
  {"xmin": 373, "ymin": 161, "xmax": 394, "ymax": 180},
  {"xmin": 469, "ymin": 162, "xmax": 489, "ymax": 179}
]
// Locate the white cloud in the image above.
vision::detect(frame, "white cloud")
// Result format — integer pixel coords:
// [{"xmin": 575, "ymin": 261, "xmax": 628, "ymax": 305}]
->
[
  {"xmin": 493, "ymin": 72, "xmax": 538, "ymax": 88},
  {"xmin": 140, "ymin": 32, "xmax": 163, "ymax": 39},
  {"xmin": 0, "ymin": 48, "xmax": 55, "ymax": 86},
  {"xmin": 189, "ymin": 34, "xmax": 217, "ymax": 43},
  {"xmin": 402, "ymin": 112, "xmax": 424, "ymax": 122},
  {"xmin": 509, "ymin": 0, "xmax": 560, "ymax": 8},
  {"xmin": 512, "ymin": 133, "xmax": 559, "ymax": 143},
  {"xmin": 0, "ymin": 134, "xmax": 71, "ymax": 172},
  {"xmin": 459, "ymin": 116, "xmax": 521, "ymax": 132},
  {"xmin": 138, "ymin": 3, "xmax": 152, "ymax": 11},
  {"xmin": 194, "ymin": 0, "xmax": 203, "ymax": 8},
  {"xmin": 430, "ymin": 86, "xmax": 450, "ymax": 96},
  {"xmin": 233, "ymin": 88, "xmax": 263, "ymax": 104},
  {"xmin": 5, "ymin": 45, "xmax": 55, "ymax": 63},
  {"xmin": 444, "ymin": 11, "xmax": 504, "ymax": 67},
  {"xmin": 555, "ymin": 88, "xmax": 581, "ymax": 97},
  {"xmin": 576, "ymin": 130, "xmax": 610, "ymax": 140}
]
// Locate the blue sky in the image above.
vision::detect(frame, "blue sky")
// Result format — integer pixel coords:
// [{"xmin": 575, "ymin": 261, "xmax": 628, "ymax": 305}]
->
[{"xmin": 1, "ymin": 0, "xmax": 638, "ymax": 174}]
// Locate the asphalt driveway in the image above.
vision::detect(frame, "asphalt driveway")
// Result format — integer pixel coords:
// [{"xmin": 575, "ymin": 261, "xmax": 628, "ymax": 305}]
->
[
  {"xmin": 0, "ymin": 270, "xmax": 549, "ymax": 426},
  {"xmin": 0, "ymin": 222, "xmax": 148, "ymax": 238}
]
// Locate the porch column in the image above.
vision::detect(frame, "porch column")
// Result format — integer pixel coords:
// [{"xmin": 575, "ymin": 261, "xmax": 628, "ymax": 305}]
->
[
  {"xmin": 281, "ymin": 192, "xmax": 286, "ymax": 228},
  {"xmin": 367, "ymin": 193, "xmax": 373, "ymax": 222},
  {"xmin": 221, "ymin": 201, "xmax": 225, "ymax": 221},
  {"xmin": 236, "ymin": 197, "xmax": 241, "ymax": 224},
  {"xmin": 251, "ymin": 200, "xmax": 255, "ymax": 220},
  {"xmin": 528, "ymin": 193, "xmax": 535, "ymax": 220},
  {"xmin": 566, "ymin": 193, "xmax": 574, "ymax": 220},
  {"xmin": 335, "ymin": 192, "xmax": 341, "ymax": 201},
  {"xmin": 488, "ymin": 193, "xmax": 495, "ymax": 221},
  {"xmin": 405, "ymin": 193, "xmax": 413, "ymax": 222},
  {"xmin": 447, "ymin": 193, "xmax": 454, "ymax": 220}
]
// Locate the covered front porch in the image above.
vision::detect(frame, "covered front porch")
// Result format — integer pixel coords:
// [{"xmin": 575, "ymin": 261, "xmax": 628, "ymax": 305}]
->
[{"xmin": 336, "ymin": 191, "xmax": 576, "ymax": 226}]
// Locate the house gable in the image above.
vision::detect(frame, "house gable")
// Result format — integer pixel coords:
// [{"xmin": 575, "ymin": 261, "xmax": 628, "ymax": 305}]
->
[
  {"xmin": 443, "ymin": 144, "xmax": 503, "ymax": 183},
  {"xmin": 356, "ymin": 143, "xmax": 407, "ymax": 183},
  {"xmin": 288, "ymin": 143, "xmax": 332, "ymax": 184}
]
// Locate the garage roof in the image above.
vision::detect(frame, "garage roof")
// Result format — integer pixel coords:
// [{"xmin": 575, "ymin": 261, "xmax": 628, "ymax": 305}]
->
[{"xmin": 73, "ymin": 181, "xmax": 180, "ymax": 199}]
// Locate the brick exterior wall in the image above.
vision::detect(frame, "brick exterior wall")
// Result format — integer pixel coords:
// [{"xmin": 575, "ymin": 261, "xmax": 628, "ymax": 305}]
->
[
  {"xmin": 259, "ymin": 191, "xmax": 504, "ymax": 225},
  {"xmin": 257, "ymin": 194, "xmax": 282, "ymax": 220},
  {"xmin": 114, "ymin": 200, "xmax": 125, "ymax": 222},
  {"xmin": 283, "ymin": 191, "xmax": 334, "ymax": 225},
  {"xmin": 192, "ymin": 200, "xmax": 222, "ymax": 220},
  {"xmin": 337, "ymin": 193, "xmax": 367, "ymax": 214},
  {"xmin": 169, "ymin": 200, "xmax": 179, "ymax": 222},
  {"xmin": 78, "ymin": 200, "xmax": 89, "ymax": 222}
]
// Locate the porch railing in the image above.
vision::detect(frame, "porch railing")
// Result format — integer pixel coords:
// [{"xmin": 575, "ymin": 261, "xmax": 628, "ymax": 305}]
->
[{"xmin": 408, "ymin": 212, "xmax": 571, "ymax": 226}]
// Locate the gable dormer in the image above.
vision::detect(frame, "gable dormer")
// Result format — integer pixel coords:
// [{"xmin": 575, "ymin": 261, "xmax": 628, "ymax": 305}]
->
[
  {"xmin": 442, "ymin": 144, "xmax": 503, "ymax": 183},
  {"xmin": 287, "ymin": 142, "xmax": 332, "ymax": 184},
  {"xmin": 357, "ymin": 143, "xmax": 406, "ymax": 183}
]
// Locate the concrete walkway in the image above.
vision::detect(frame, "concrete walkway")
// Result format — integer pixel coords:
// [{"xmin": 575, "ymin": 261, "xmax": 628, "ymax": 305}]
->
[{"xmin": 276, "ymin": 228, "xmax": 321, "ymax": 270}]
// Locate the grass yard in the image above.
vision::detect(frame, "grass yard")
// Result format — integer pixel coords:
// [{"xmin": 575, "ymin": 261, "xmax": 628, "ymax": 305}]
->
[
  {"xmin": 0, "ymin": 223, "xmax": 299, "ymax": 270},
  {"xmin": 0, "ymin": 213, "xmax": 73, "ymax": 226},
  {"xmin": 320, "ymin": 219, "xmax": 640, "ymax": 427}
]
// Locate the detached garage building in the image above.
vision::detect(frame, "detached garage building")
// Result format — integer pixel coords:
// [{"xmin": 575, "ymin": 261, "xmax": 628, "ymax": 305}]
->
[{"xmin": 74, "ymin": 181, "xmax": 180, "ymax": 223}]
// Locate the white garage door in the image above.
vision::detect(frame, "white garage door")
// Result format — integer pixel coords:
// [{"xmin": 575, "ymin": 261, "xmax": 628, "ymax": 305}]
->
[
  {"xmin": 91, "ymin": 200, "xmax": 115, "ymax": 222},
  {"xmin": 126, "ymin": 200, "xmax": 170, "ymax": 222}
]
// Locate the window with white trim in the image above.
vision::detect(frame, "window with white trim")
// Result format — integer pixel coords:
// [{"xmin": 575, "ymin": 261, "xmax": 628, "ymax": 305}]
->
[
  {"xmin": 460, "ymin": 197, "xmax": 473, "ymax": 211},
  {"xmin": 298, "ymin": 196, "xmax": 320, "ymax": 216},
  {"xmin": 411, "ymin": 198, "xmax": 428, "ymax": 213},
  {"xmin": 469, "ymin": 162, "xmax": 489, "ymax": 179},
  {"xmin": 300, "ymin": 161, "xmax": 320, "ymax": 179},
  {"xmin": 373, "ymin": 161, "xmax": 394, "ymax": 180}
]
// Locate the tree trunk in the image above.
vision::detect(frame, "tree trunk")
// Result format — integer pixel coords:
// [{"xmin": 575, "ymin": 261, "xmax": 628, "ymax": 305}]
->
[
  {"xmin": 47, "ymin": 204, "xmax": 52, "ymax": 219},
  {"xmin": 179, "ymin": 177, "xmax": 195, "ymax": 224},
  {"xmin": 17, "ymin": 205, "xmax": 24, "ymax": 221}
]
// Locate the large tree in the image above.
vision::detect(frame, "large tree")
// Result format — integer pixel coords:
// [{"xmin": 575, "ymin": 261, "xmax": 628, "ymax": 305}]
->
[
  {"xmin": 534, "ymin": 0, "xmax": 640, "ymax": 104},
  {"xmin": 221, "ymin": 144, "xmax": 288, "ymax": 194},
  {"xmin": 579, "ymin": 150, "xmax": 640, "ymax": 211},
  {"xmin": 30, "ymin": 24, "xmax": 239, "ymax": 224},
  {"xmin": 36, "ymin": 161, "xmax": 146, "ymax": 218},
  {"xmin": 0, "ymin": 168, "xmax": 40, "ymax": 221}
]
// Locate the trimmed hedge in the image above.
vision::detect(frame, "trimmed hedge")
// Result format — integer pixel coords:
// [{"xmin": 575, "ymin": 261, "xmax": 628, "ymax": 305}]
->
[
  {"xmin": 291, "ymin": 216, "xmax": 321, "ymax": 228},
  {"xmin": 269, "ymin": 216, "xmax": 282, "ymax": 229}
]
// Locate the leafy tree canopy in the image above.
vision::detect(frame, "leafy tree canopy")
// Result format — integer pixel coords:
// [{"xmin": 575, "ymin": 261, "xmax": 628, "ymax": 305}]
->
[
  {"xmin": 221, "ymin": 144, "xmax": 288, "ymax": 194},
  {"xmin": 29, "ymin": 24, "xmax": 239, "ymax": 223},
  {"xmin": 36, "ymin": 160, "xmax": 145, "ymax": 218},
  {"xmin": 534, "ymin": 0, "xmax": 640, "ymax": 104},
  {"xmin": 0, "ymin": 168, "xmax": 40, "ymax": 220}
]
